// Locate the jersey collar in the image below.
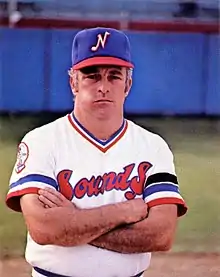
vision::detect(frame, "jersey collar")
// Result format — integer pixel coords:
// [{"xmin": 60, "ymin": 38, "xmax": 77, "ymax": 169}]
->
[{"xmin": 68, "ymin": 113, "xmax": 128, "ymax": 153}]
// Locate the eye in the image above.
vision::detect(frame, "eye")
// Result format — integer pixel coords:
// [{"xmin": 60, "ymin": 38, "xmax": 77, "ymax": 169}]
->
[
  {"xmin": 109, "ymin": 75, "xmax": 121, "ymax": 80},
  {"xmin": 86, "ymin": 73, "xmax": 102, "ymax": 81},
  {"xmin": 86, "ymin": 74, "xmax": 96, "ymax": 79}
]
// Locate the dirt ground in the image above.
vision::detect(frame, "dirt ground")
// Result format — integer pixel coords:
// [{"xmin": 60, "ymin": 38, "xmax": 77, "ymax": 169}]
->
[{"xmin": 1, "ymin": 253, "xmax": 220, "ymax": 277}]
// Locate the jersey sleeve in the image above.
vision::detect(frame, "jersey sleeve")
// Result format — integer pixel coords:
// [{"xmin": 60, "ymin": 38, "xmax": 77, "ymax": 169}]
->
[
  {"xmin": 143, "ymin": 135, "xmax": 187, "ymax": 217},
  {"xmin": 5, "ymin": 128, "xmax": 58, "ymax": 213}
]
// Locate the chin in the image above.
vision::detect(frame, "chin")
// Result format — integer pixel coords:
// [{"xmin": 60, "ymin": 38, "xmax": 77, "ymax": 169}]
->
[
  {"xmin": 92, "ymin": 103, "xmax": 114, "ymax": 119},
  {"xmin": 95, "ymin": 108, "xmax": 113, "ymax": 120}
]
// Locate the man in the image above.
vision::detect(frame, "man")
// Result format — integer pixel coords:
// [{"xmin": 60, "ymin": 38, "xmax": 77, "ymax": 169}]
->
[{"xmin": 6, "ymin": 27, "xmax": 187, "ymax": 277}]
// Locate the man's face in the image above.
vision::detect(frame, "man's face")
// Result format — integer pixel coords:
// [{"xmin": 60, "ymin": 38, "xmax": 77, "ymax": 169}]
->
[{"xmin": 70, "ymin": 65, "xmax": 132, "ymax": 120}]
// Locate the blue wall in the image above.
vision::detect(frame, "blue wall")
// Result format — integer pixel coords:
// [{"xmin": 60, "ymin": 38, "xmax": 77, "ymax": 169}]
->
[{"xmin": 0, "ymin": 28, "xmax": 219, "ymax": 115}]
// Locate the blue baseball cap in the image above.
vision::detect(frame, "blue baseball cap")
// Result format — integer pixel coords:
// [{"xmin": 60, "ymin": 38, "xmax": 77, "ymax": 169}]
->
[{"xmin": 72, "ymin": 27, "xmax": 134, "ymax": 70}]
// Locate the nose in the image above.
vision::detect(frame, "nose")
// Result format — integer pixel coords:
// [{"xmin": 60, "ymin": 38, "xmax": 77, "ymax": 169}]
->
[{"xmin": 97, "ymin": 77, "xmax": 110, "ymax": 96}]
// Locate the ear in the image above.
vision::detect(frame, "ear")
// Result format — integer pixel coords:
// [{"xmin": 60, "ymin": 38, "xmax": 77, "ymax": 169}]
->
[
  {"xmin": 69, "ymin": 76, "xmax": 78, "ymax": 96},
  {"xmin": 125, "ymin": 77, "xmax": 132, "ymax": 97}
]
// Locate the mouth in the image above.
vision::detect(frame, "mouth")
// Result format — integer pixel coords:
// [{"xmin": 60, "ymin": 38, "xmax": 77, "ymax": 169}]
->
[{"xmin": 95, "ymin": 100, "xmax": 112, "ymax": 103}]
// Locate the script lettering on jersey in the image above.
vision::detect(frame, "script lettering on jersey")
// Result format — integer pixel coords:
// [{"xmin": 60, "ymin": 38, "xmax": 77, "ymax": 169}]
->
[{"xmin": 57, "ymin": 162, "xmax": 152, "ymax": 200}]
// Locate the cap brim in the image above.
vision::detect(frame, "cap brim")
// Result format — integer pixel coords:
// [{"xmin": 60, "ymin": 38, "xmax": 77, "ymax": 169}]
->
[{"xmin": 73, "ymin": 56, "xmax": 134, "ymax": 70}]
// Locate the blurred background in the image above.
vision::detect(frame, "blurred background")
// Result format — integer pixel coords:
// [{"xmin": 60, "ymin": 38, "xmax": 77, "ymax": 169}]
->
[{"xmin": 0, "ymin": 0, "xmax": 220, "ymax": 276}]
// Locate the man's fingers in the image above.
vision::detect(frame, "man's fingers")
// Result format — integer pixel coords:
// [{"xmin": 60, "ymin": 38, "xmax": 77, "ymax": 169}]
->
[
  {"xmin": 38, "ymin": 195, "xmax": 57, "ymax": 208},
  {"xmin": 38, "ymin": 187, "xmax": 75, "ymax": 208},
  {"xmin": 38, "ymin": 188, "xmax": 63, "ymax": 206},
  {"xmin": 39, "ymin": 187, "xmax": 67, "ymax": 202}
]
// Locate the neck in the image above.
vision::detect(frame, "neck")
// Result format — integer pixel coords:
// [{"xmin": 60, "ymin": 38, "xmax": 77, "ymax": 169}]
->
[{"xmin": 73, "ymin": 109, "xmax": 124, "ymax": 141}]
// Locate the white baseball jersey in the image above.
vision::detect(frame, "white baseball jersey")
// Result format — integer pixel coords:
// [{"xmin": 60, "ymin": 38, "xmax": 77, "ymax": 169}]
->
[{"xmin": 6, "ymin": 113, "xmax": 187, "ymax": 277}]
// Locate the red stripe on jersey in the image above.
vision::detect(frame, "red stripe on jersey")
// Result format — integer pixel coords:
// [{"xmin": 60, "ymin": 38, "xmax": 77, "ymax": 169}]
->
[
  {"xmin": 147, "ymin": 197, "xmax": 188, "ymax": 217},
  {"xmin": 6, "ymin": 187, "xmax": 39, "ymax": 212}
]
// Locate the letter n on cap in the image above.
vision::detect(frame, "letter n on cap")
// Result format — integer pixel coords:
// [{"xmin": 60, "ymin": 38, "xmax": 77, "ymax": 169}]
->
[{"xmin": 91, "ymin": 31, "xmax": 110, "ymax": 52}]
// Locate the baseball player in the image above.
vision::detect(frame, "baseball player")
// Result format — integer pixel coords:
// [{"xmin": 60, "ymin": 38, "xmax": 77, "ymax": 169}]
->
[{"xmin": 6, "ymin": 27, "xmax": 187, "ymax": 277}]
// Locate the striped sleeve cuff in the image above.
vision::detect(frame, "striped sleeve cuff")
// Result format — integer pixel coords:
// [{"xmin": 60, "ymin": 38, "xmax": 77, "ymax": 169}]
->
[
  {"xmin": 6, "ymin": 174, "xmax": 58, "ymax": 212},
  {"xmin": 144, "ymin": 173, "xmax": 188, "ymax": 217}
]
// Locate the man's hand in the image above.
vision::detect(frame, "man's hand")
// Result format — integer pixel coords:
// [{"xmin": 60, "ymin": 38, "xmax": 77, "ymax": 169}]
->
[
  {"xmin": 122, "ymin": 198, "xmax": 148, "ymax": 224},
  {"xmin": 38, "ymin": 187, "xmax": 73, "ymax": 208}
]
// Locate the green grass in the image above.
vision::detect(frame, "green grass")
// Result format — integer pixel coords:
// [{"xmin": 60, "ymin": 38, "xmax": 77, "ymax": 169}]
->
[
  {"xmin": 173, "ymin": 138, "xmax": 220, "ymax": 252},
  {"xmin": 0, "ymin": 117, "xmax": 220, "ymax": 257},
  {"xmin": 0, "ymin": 141, "xmax": 27, "ymax": 257}
]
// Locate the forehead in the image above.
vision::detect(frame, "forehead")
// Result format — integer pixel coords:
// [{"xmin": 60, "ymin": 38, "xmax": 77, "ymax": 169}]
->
[{"xmin": 79, "ymin": 65, "xmax": 125, "ymax": 75}]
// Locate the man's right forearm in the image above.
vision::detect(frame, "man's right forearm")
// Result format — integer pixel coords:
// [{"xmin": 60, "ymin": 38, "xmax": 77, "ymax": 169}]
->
[{"xmin": 26, "ymin": 201, "xmax": 129, "ymax": 247}]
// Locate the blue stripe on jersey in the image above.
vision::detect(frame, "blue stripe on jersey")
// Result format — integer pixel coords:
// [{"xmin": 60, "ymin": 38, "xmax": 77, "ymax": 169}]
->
[
  {"xmin": 72, "ymin": 113, "xmax": 125, "ymax": 146},
  {"xmin": 10, "ymin": 174, "xmax": 58, "ymax": 190},
  {"xmin": 143, "ymin": 183, "xmax": 180, "ymax": 198}
]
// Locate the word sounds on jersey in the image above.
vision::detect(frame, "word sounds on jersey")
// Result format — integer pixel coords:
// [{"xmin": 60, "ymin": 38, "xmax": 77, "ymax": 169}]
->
[{"xmin": 57, "ymin": 162, "xmax": 152, "ymax": 200}]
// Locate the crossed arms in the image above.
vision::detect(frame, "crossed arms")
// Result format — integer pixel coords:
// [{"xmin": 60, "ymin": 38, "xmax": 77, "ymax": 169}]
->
[{"xmin": 20, "ymin": 188, "xmax": 178, "ymax": 254}]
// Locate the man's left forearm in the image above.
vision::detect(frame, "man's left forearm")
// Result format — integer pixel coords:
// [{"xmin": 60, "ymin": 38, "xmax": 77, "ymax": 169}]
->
[
  {"xmin": 90, "ymin": 205, "xmax": 178, "ymax": 254},
  {"xmin": 90, "ymin": 223, "xmax": 144, "ymax": 253},
  {"xmin": 90, "ymin": 218, "xmax": 173, "ymax": 254}
]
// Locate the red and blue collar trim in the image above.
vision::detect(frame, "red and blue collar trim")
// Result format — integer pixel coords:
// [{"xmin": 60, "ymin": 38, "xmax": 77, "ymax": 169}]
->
[{"xmin": 68, "ymin": 113, "xmax": 128, "ymax": 153}]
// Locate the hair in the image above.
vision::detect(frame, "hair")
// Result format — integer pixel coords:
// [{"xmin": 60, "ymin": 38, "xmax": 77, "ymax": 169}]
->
[
  {"xmin": 126, "ymin": 68, "xmax": 133, "ymax": 80},
  {"xmin": 68, "ymin": 68, "xmax": 78, "ymax": 89},
  {"xmin": 125, "ymin": 68, "xmax": 133, "ymax": 92}
]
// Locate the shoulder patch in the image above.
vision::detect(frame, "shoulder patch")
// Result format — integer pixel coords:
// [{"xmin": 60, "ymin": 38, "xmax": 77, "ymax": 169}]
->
[{"xmin": 15, "ymin": 142, "xmax": 29, "ymax": 174}]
